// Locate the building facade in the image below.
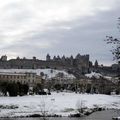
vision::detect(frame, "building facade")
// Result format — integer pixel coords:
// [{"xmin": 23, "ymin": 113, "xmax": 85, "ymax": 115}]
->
[{"xmin": 0, "ymin": 72, "xmax": 42, "ymax": 87}]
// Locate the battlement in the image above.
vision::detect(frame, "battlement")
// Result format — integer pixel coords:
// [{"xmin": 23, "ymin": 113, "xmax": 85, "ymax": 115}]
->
[
  {"xmin": 0, "ymin": 54, "xmax": 90, "ymax": 73},
  {"xmin": 46, "ymin": 53, "xmax": 89, "ymax": 62}
]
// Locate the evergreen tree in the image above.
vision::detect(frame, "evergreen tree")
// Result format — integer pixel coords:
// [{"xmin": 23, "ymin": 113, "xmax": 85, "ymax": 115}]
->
[{"xmin": 7, "ymin": 83, "xmax": 19, "ymax": 96}]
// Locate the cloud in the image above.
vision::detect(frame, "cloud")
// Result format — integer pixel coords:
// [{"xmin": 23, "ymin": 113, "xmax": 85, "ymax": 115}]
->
[
  {"xmin": 0, "ymin": 0, "xmax": 117, "ymax": 36},
  {"xmin": 0, "ymin": 0, "xmax": 120, "ymax": 65}
]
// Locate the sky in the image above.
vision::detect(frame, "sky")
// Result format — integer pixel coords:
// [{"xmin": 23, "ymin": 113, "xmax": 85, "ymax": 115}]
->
[{"xmin": 0, "ymin": 0, "xmax": 120, "ymax": 66}]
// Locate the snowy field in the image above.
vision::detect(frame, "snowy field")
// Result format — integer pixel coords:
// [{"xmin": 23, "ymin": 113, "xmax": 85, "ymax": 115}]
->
[{"xmin": 0, "ymin": 92, "xmax": 120, "ymax": 117}]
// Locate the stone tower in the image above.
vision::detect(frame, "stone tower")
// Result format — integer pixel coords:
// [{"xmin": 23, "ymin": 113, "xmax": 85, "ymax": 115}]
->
[
  {"xmin": 46, "ymin": 54, "xmax": 51, "ymax": 61},
  {"xmin": 70, "ymin": 55, "xmax": 74, "ymax": 65},
  {"xmin": 1, "ymin": 55, "xmax": 7, "ymax": 61}
]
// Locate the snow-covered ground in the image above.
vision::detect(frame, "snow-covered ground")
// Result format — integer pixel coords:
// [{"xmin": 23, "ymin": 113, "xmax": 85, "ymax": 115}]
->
[
  {"xmin": 0, "ymin": 69, "xmax": 75, "ymax": 79},
  {"xmin": 0, "ymin": 92, "xmax": 120, "ymax": 117},
  {"xmin": 85, "ymin": 72, "xmax": 113, "ymax": 80},
  {"xmin": 85, "ymin": 72, "xmax": 102, "ymax": 79}
]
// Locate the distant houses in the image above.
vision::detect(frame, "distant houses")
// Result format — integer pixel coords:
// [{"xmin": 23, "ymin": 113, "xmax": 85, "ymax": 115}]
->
[
  {"xmin": 0, "ymin": 72, "xmax": 42, "ymax": 86},
  {"xmin": 0, "ymin": 69, "xmax": 119, "ymax": 96}
]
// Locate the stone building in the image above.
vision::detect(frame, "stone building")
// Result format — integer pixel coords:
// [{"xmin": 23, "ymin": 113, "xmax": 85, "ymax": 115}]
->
[
  {"xmin": 0, "ymin": 54, "xmax": 90, "ymax": 74},
  {"xmin": 0, "ymin": 72, "xmax": 42, "ymax": 88}
]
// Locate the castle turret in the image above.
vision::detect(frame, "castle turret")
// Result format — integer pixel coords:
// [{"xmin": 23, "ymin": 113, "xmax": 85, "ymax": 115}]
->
[
  {"xmin": 53, "ymin": 56, "xmax": 56, "ymax": 61},
  {"xmin": 62, "ymin": 55, "xmax": 66, "ymax": 61},
  {"xmin": 75, "ymin": 54, "xmax": 90, "ymax": 74},
  {"xmin": 94, "ymin": 60, "xmax": 98, "ymax": 68},
  {"xmin": 46, "ymin": 54, "xmax": 51, "ymax": 61},
  {"xmin": 61, "ymin": 55, "xmax": 66, "ymax": 64},
  {"xmin": 75, "ymin": 53, "xmax": 81, "ymax": 59},
  {"xmin": 57, "ymin": 55, "xmax": 61, "ymax": 60},
  {"xmin": 23, "ymin": 57, "xmax": 26, "ymax": 60},
  {"xmin": 33, "ymin": 56, "xmax": 36, "ymax": 61},
  {"xmin": 16, "ymin": 56, "xmax": 20, "ymax": 60},
  {"xmin": 70, "ymin": 55, "xmax": 74, "ymax": 65},
  {"xmin": 1, "ymin": 55, "xmax": 7, "ymax": 61}
]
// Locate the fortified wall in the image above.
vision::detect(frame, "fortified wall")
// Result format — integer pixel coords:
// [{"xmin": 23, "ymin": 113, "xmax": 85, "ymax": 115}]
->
[{"xmin": 0, "ymin": 54, "xmax": 90, "ymax": 74}]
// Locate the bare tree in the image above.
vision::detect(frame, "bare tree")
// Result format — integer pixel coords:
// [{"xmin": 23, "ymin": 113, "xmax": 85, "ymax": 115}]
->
[
  {"xmin": 76, "ymin": 99, "xmax": 86, "ymax": 114},
  {"xmin": 105, "ymin": 18, "xmax": 120, "ymax": 94},
  {"xmin": 105, "ymin": 18, "xmax": 120, "ymax": 63},
  {"xmin": 39, "ymin": 99, "xmax": 48, "ymax": 120},
  {"xmin": 39, "ymin": 96, "xmax": 55, "ymax": 120}
]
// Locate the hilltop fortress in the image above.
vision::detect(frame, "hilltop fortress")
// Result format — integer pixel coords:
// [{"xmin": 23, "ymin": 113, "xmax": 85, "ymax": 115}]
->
[
  {"xmin": 0, "ymin": 54, "xmax": 119, "ymax": 78},
  {"xmin": 0, "ymin": 54, "xmax": 89, "ymax": 74}
]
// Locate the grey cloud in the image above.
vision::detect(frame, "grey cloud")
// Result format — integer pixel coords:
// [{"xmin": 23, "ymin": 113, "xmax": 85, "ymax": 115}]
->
[{"xmin": 0, "ymin": 0, "xmax": 120, "ymax": 66}]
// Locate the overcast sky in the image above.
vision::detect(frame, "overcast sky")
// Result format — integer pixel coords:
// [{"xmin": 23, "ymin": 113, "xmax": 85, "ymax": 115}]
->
[{"xmin": 0, "ymin": 0, "xmax": 120, "ymax": 65}]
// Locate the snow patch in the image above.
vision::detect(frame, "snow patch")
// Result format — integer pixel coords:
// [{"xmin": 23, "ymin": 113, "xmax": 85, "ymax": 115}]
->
[
  {"xmin": 85, "ymin": 72, "xmax": 102, "ymax": 79},
  {"xmin": 0, "ymin": 69, "xmax": 75, "ymax": 79}
]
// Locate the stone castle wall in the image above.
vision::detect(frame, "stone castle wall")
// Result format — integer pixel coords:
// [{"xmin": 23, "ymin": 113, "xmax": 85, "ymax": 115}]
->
[{"xmin": 0, "ymin": 54, "xmax": 90, "ymax": 74}]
